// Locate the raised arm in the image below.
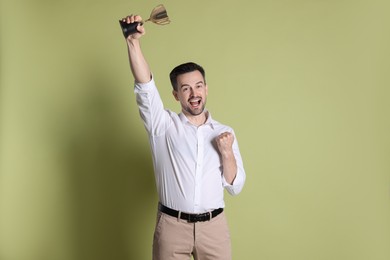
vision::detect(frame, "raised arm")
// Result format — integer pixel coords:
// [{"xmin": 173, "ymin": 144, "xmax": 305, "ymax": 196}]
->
[{"xmin": 122, "ymin": 15, "xmax": 151, "ymax": 83}]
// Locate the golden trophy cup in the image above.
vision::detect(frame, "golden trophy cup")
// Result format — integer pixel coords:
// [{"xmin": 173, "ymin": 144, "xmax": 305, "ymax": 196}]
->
[{"xmin": 119, "ymin": 4, "xmax": 170, "ymax": 38}]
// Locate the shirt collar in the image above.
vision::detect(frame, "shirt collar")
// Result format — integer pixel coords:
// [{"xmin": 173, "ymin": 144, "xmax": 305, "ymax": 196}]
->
[{"xmin": 179, "ymin": 110, "xmax": 215, "ymax": 129}]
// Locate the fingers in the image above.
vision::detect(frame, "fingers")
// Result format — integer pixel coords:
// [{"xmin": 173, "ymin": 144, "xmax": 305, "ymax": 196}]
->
[
  {"xmin": 121, "ymin": 14, "xmax": 144, "ymax": 32},
  {"xmin": 216, "ymin": 132, "xmax": 235, "ymax": 158},
  {"xmin": 216, "ymin": 132, "xmax": 234, "ymax": 146},
  {"xmin": 121, "ymin": 14, "xmax": 145, "ymax": 38},
  {"xmin": 218, "ymin": 132, "xmax": 234, "ymax": 141},
  {"xmin": 122, "ymin": 14, "xmax": 143, "ymax": 24}
]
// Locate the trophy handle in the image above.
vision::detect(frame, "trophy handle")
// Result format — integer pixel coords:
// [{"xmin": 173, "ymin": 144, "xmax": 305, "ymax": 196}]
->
[{"xmin": 119, "ymin": 20, "xmax": 143, "ymax": 38}]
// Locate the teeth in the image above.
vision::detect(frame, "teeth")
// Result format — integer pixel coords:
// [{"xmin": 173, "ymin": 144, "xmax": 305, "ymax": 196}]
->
[{"xmin": 189, "ymin": 99, "xmax": 200, "ymax": 107}]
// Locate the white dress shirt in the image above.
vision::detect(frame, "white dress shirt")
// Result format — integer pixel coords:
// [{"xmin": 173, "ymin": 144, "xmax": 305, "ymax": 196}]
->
[{"xmin": 134, "ymin": 76, "xmax": 246, "ymax": 213}]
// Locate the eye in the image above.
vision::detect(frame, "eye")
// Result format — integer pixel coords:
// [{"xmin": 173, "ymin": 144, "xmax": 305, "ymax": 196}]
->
[{"xmin": 182, "ymin": 87, "xmax": 189, "ymax": 92}]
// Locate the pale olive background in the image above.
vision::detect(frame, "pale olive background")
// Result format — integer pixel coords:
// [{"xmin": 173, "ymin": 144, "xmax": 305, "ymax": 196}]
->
[{"xmin": 1, "ymin": 0, "xmax": 389, "ymax": 259}]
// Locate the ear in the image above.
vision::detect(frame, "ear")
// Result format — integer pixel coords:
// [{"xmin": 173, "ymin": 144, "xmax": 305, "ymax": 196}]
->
[
  {"xmin": 172, "ymin": 90, "xmax": 179, "ymax": 101},
  {"xmin": 205, "ymin": 84, "xmax": 208, "ymax": 96}
]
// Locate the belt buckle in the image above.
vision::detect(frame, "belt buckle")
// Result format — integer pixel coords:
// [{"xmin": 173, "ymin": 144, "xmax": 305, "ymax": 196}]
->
[
  {"xmin": 188, "ymin": 213, "xmax": 209, "ymax": 223},
  {"xmin": 188, "ymin": 214, "xmax": 199, "ymax": 223}
]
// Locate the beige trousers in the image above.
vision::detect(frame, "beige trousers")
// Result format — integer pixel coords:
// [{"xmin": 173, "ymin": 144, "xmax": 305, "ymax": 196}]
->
[{"xmin": 152, "ymin": 211, "xmax": 232, "ymax": 260}]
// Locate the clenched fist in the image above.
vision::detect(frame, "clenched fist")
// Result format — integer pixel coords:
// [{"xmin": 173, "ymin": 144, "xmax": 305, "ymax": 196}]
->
[
  {"xmin": 121, "ymin": 15, "xmax": 145, "ymax": 41},
  {"xmin": 215, "ymin": 132, "xmax": 235, "ymax": 158}
]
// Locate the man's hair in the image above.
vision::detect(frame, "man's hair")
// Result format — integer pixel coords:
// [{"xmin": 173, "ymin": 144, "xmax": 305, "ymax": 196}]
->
[{"xmin": 169, "ymin": 62, "xmax": 206, "ymax": 91}]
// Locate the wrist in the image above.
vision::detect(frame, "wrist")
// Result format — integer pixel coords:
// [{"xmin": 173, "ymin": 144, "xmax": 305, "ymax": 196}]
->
[
  {"xmin": 127, "ymin": 37, "xmax": 140, "ymax": 46},
  {"xmin": 221, "ymin": 150, "xmax": 235, "ymax": 160}
]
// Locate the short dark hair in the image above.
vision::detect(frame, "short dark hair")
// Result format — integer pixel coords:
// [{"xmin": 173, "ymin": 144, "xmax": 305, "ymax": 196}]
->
[{"xmin": 169, "ymin": 62, "xmax": 206, "ymax": 91}]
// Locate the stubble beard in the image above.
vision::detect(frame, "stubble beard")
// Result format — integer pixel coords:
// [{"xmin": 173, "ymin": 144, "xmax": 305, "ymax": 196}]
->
[{"xmin": 184, "ymin": 101, "xmax": 206, "ymax": 116}]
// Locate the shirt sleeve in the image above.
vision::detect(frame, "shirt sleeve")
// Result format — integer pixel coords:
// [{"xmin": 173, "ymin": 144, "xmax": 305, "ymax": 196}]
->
[
  {"xmin": 222, "ymin": 131, "xmax": 246, "ymax": 196},
  {"xmin": 134, "ymin": 76, "xmax": 172, "ymax": 136}
]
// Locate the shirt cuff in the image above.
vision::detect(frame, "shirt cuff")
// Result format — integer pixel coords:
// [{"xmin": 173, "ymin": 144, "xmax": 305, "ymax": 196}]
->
[
  {"xmin": 222, "ymin": 170, "xmax": 245, "ymax": 196},
  {"xmin": 134, "ymin": 74, "xmax": 155, "ymax": 93}
]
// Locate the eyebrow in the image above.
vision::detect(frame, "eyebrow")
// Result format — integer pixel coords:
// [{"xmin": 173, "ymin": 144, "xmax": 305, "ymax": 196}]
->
[{"xmin": 180, "ymin": 81, "xmax": 204, "ymax": 89}]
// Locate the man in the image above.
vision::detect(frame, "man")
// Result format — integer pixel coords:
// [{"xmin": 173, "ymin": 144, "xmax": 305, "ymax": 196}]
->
[{"xmin": 122, "ymin": 14, "xmax": 246, "ymax": 260}]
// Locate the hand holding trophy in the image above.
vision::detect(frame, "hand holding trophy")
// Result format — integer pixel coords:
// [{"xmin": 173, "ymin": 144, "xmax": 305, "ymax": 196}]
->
[{"xmin": 119, "ymin": 4, "xmax": 170, "ymax": 38}]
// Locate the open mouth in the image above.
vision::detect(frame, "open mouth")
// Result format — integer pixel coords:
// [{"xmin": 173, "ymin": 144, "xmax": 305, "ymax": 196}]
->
[{"xmin": 189, "ymin": 98, "xmax": 202, "ymax": 108}]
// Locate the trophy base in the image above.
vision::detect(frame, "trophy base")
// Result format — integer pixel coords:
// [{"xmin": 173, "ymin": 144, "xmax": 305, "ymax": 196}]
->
[{"xmin": 119, "ymin": 20, "xmax": 142, "ymax": 38}]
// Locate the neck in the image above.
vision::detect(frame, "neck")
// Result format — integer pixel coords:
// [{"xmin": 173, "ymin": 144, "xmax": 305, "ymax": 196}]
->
[{"xmin": 183, "ymin": 110, "xmax": 208, "ymax": 127}]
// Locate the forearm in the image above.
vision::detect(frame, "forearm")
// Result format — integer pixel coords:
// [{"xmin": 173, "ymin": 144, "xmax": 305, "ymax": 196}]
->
[
  {"xmin": 219, "ymin": 132, "xmax": 246, "ymax": 195},
  {"xmin": 221, "ymin": 151, "xmax": 237, "ymax": 185},
  {"xmin": 127, "ymin": 39, "xmax": 151, "ymax": 83}
]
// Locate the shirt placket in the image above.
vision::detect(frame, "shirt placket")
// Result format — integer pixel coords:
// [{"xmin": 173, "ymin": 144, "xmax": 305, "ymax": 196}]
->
[{"xmin": 193, "ymin": 126, "xmax": 204, "ymax": 212}]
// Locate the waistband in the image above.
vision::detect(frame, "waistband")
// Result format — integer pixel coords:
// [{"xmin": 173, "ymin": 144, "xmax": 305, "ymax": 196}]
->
[{"xmin": 158, "ymin": 203, "xmax": 223, "ymax": 223}]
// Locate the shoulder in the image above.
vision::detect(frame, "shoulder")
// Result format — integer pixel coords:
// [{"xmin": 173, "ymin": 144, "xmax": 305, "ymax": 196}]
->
[{"xmin": 210, "ymin": 118, "xmax": 234, "ymax": 133}]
